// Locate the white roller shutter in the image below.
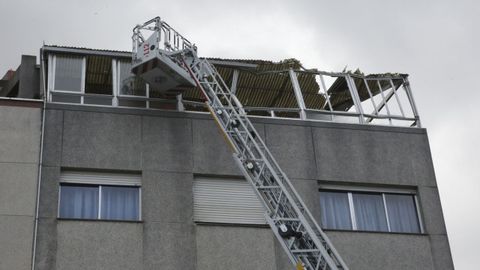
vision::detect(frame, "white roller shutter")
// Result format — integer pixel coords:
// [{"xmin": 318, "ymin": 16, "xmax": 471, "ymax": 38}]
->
[
  {"xmin": 193, "ymin": 177, "xmax": 266, "ymax": 225},
  {"xmin": 60, "ymin": 171, "xmax": 141, "ymax": 186}
]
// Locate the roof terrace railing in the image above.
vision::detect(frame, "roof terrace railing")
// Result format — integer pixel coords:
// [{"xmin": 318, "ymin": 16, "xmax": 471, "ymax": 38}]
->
[
  {"xmin": 282, "ymin": 69, "xmax": 421, "ymax": 127},
  {"xmin": 44, "ymin": 49, "xmax": 421, "ymax": 128}
]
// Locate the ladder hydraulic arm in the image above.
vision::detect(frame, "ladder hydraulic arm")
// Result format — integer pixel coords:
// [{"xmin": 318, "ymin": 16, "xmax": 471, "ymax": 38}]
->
[{"xmin": 132, "ymin": 17, "xmax": 349, "ymax": 270}]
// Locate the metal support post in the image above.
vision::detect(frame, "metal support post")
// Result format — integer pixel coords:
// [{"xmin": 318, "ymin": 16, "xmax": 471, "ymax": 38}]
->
[
  {"xmin": 402, "ymin": 78, "xmax": 421, "ymax": 127},
  {"xmin": 176, "ymin": 94, "xmax": 184, "ymax": 111},
  {"xmin": 289, "ymin": 69, "xmax": 307, "ymax": 120},
  {"xmin": 231, "ymin": 69, "xmax": 239, "ymax": 95},
  {"xmin": 345, "ymin": 74, "xmax": 365, "ymax": 124}
]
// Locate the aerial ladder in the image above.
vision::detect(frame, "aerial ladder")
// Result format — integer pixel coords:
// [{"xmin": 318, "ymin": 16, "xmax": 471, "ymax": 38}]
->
[{"xmin": 132, "ymin": 17, "xmax": 349, "ymax": 270}]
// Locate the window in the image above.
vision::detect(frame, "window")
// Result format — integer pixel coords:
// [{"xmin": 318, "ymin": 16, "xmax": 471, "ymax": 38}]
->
[
  {"xmin": 118, "ymin": 60, "xmax": 147, "ymax": 96},
  {"xmin": 319, "ymin": 189, "xmax": 422, "ymax": 233},
  {"xmin": 54, "ymin": 55, "xmax": 83, "ymax": 92},
  {"xmin": 59, "ymin": 185, "xmax": 99, "ymax": 219},
  {"xmin": 49, "ymin": 53, "xmax": 151, "ymax": 107},
  {"xmin": 58, "ymin": 171, "xmax": 141, "ymax": 221},
  {"xmin": 85, "ymin": 55, "xmax": 113, "ymax": 95}
]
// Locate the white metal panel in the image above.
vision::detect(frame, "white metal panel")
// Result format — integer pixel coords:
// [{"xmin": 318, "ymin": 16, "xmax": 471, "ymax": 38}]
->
[
  {"xmin": 193, "ymin": 177, "xmax": 266, "ymax": 225},
  {"xmin": 60, "ymin": 171, "xmax": 141, "ymax": 186}
]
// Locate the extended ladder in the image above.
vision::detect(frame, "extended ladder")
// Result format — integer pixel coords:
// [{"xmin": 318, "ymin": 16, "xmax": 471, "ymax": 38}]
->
[{"xmin": 132, "ymin": 17, "xmax": 349, "ymax": 270}]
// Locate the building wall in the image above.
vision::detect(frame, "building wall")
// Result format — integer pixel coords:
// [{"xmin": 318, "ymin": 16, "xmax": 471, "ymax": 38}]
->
[
  {"xmin": 35, "ymin": 103, "xmax": 454, "ymax": 270},
  {"xmin": 0, "ymin": 101, "xmax": 42, "ymax": 270}
]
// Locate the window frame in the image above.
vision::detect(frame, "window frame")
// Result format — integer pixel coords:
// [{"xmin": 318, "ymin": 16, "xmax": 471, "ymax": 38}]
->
[
  {"xmin": 48, "ymin": 54, "xmax": 87, "ymax": 104},
  {"xmin": 58, "ymin": 183, "xmax": 142, "ymax": 222},
  {"xmin": 319, "ymin": 186, "xmax": 424, "ymax": 234},
  {"xmin": 47, "ymin": 54, "xmax": 153, "ymax": 108}
]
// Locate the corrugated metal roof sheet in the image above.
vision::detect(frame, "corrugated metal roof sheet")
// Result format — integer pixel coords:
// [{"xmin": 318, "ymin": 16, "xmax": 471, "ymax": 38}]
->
[{"xmin": 179, "ymin": 58, "xmax": 321, "ymax": 114}]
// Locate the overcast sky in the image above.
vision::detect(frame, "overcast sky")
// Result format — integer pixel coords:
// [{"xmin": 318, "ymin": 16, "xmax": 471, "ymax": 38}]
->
[{"xmin": 1, "ymin": 0, "xmax": 478, "ymax": 268}]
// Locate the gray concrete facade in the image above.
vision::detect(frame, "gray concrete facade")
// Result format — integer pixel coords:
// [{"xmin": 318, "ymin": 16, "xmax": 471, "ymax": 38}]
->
[
  {"xmin": 0, "ymin": 101, "xmax": 42, "ymax": 270},
  {"xmin": 34, "ymin": 103, "xmax": 454, "ymax": 270}
]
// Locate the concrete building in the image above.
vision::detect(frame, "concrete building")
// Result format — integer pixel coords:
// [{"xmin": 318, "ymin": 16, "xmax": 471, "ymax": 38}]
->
[{"xmin": 0, "ymin": 45, "xmax": 454, "ymax": 270}]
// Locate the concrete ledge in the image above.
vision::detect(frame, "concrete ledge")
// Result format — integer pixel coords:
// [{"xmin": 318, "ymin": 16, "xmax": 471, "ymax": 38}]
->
[{"xmin": 45, "ymin": 103, "xmax": 427, "ymax": 134}]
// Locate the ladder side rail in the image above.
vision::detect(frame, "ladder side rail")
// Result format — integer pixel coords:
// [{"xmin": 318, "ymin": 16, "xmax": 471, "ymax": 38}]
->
[
  {"xmin": 191, "ymin": 66, "xmax": 302, "ymax": 224},
  {"xmin": 234, "ymin": 157, "xmax": 321, "ymax": 270},
  {"xmin": 272, "ymin": 159, "xmax": 348, "ymax": 268},
  {"xmin": 196, "ymin": 60, "xmax": 241, "ymax": 114},
  {"xmin": 185, "ymin": 58, "xmax": 346, "ymax": 270},
  {"xmin": 193, "ymin": 59, "xmax": 342, "ymax": 269},
  {"xmin": 188, "ymin": 61, "xmax": 320, "ymax": 261},
  {"xmin": 188, "ymin": 61, "xmax": 268, "ymax": 167},
  {"xmin": 226, "ymin": 98, "xmax": 345, "ymax": 266}
]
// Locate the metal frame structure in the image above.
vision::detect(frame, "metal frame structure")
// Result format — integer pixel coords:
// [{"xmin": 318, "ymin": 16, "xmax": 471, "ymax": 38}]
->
[
  {"xmin": 44, "ymin": 42, "xmax": 421, "ymax": 128},
  {"xmin": 131, "ymin": 17, "xmax": 349, "ymax": 270}
]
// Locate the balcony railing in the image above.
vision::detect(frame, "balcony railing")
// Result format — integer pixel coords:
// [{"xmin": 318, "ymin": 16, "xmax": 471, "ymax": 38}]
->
[{"xmin": 46, "ymin": 52, "xmax": 421, "ymax": 128}]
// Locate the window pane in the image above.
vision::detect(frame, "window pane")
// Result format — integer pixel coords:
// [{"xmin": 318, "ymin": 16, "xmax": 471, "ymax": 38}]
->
[
  {"xmin": 352, "ymin": 193, "xmax": 388, "ymax": 231},
  {"xmin": 385, "ymin": 194, "xmax": 420, "ymax": 233},
  {"xmin": 51, "ymin": 93, "xmax": 81, "ymax": 104},
  {"xmin": 101, "ymin": 186, "xmax": 139, "ymax": 220},
  {"xmin": 59, "ymin": 185, "xmax": 98, "ymax": 219},
  {"xmin": 85, "ymin": 56, "xmax": 113, "ymax": 95},
  {"xmin": 55, "ymin": 56, "xmax": 83, "ymax": 91},
  {"xmin": 319, "ymin": 191, "xmax": 352, "ymax": 230},
  {"xmin": 119, "ymin": 61, "xmax": 146, "ymax": 96}
]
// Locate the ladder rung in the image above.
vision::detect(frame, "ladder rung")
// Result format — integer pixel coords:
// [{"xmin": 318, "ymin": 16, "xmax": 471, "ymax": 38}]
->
[
  {"xmin": 257, "ymin": 186, "xmax": 282, "ymax": 189},
  {"xmin": 291, "ymin": 249, "xmax": 322, "ymax": 254},
  {"xmin": 274, "ymin": 217, "xmax": 301, "ymax": 222},
  {"xmin": 183, "ymin": 57, "xmax": 348, "ymax": 270}
]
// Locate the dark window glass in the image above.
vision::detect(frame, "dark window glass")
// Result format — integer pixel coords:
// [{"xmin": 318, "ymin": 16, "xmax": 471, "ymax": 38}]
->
[
  {"xmin": 59, "ymin": 184, "xmax": 140, "ymax": 221},
  {"xmin": 352, "ymin": 193, "xmax": 388, "ymax": 232},
  {"xmin": 101, "ymin": 186, "xmax": 139, "ymax": 220},
  {"xmin": 85, "ymin": 55, "xmax": 113, "ymax": 95},
  {"xmin": 59, "ymin": 185, "xmax": 98, "ymax": 219},
  {"xmin": 319, "ymin": 191, "xmax": 352, "ymax": 230},
  {"xmin": 118, "ymin": 61, "xmax": 147, "ymax": 96},
  {"xmin": 385, "ymin": 194, "xmax": 420, "ymax": 233},
  {"xmin": 54, "ymin": 55, "xmax": 83, "ymax": 91}
]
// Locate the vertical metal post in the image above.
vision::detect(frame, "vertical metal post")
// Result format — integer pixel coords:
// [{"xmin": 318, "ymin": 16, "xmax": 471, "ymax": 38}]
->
[
  {"xmin": 403, "ymin": 78, "xmax": 421, "ymax": 127},
  {"xmin": 231, "ymin": 69, "xmax": 239, "ymax": 95},
  {"xmin": 47, "ymin": 54, "xmax": 54, "ymax": 102},
  {"xmin": 376, "ymin": 80, "xmax": 392, "ymax": 125},
  {"xmin": 176, "ymin": 94, "xmax": 185, "ymax": 111},
  {"xmin": 318, "ymin": 74, "xmax": 334, "ymax": 121},
  {"xmin": 389, "ymin": 79, "xmax": 405, "ymax": 118},
  {"xmin": 382, "ymin": 194, "xmax": 391, "ymax": 232},
  {"xmin": 348, "ymin": 192, "xmax": 357, "ymax": 230},
  {"xmin": 98, "ymin": 186, "xmax": 102, "ymax": 219},
  {"xmin": 146, "ymin": 84, "xmax": 150, "ymax": 109},
  {"xmin": 289, "ymin": 69, "xmax": 307, "ymax": 120},
  {"xmin": 80, "ymin": 57, "xmax": 86, "ymax": 105},
  {"xmin": 414, "ymin": 195, "xmax": 425, "ymax": 233},
  {"xmin": 345, "ymin": 74, "xmax": 365, "ymax": 124},
  {"xmin": 363, "ymin": 78, "xmax": 379, "ymax": 115},
  {"xmin": 112, "ymin": 60, "xmax": 119, "ymax": 107}
]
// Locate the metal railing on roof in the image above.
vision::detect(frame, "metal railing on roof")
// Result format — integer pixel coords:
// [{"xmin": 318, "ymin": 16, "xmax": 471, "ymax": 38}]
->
[{"xmin": 45, "ymin": 51, "xmax": 421, "ymax": 128}]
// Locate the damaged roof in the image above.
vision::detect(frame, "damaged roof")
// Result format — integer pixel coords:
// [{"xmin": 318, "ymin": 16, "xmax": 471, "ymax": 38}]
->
[{"xmin": 43, "ymin": 45, "xmax": 408, "ymax": 114}]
